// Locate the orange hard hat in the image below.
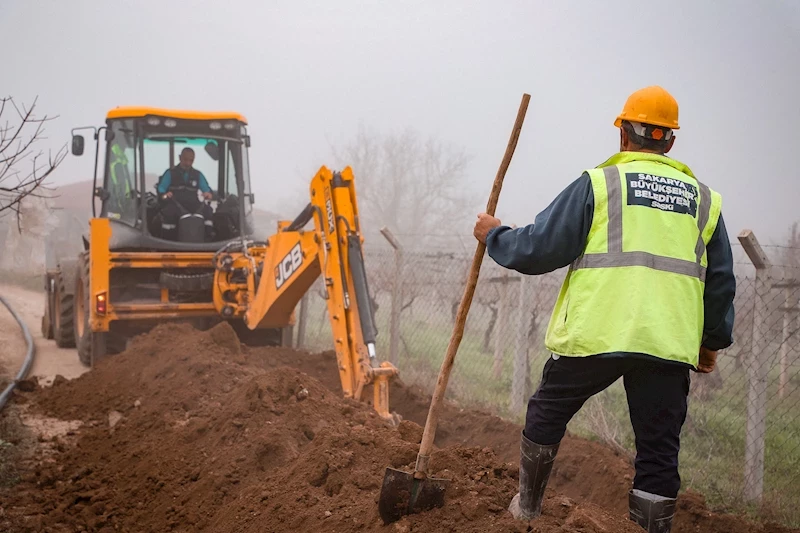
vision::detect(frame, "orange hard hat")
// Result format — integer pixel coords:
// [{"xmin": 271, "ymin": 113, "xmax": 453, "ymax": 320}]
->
[{"xmin": 614, "ymin": 86, "xmax": 680, "ymax": 130}]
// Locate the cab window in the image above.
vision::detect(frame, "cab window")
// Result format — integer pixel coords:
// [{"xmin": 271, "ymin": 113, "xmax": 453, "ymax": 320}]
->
[{"xmin": 104, "ymin": 119, "xmax": 138, "ymax": 225}]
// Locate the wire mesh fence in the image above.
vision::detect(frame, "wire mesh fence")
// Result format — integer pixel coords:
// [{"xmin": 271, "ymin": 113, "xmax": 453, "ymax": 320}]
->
[{"xmin": 296, "ymin": 233, "xmax": 800, "ymax": 526}]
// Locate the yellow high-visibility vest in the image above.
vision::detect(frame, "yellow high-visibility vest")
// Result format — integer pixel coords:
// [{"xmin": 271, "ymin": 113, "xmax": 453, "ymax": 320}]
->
[
  {"xmin": 109, "ymin": 145, "xmax": 131, "ymax": 196},
  {"xmin": 544, "ymin": 152, "xmax": 722, "ymax": 367}
]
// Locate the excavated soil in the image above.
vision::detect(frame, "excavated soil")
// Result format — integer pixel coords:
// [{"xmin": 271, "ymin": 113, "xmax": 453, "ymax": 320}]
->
[{"xmin": 0, "ymin": 322, "xmax": 795, "ymax": 532}]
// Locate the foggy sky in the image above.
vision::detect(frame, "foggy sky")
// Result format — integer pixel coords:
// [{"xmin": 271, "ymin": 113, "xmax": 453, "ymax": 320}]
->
[{"xmin": 2, "ymin": 0, "xmax": 798, "ymax": 246}]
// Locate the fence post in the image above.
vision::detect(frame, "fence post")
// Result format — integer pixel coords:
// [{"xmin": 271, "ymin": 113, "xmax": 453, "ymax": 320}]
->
[
  {"xmin": 779, "ymin": 270, "xmax": 789, "ymax": 400},
  {"xmin": 296, "ymin": 293, "xmax": 309, "ymax": 348},
  {"xmin": 380, "ymin": 227, "xmax": 403, "ymax": 367},
  {"xmin": 779, "ymin": 225, "xmax": 798, "ymax": 399},
  {"xmin": 510, "ymin": 274, "xmax": 531, "ymax": 415},
  {"xmin": 775, "ymin": 279, "xmax": 799, "ymax": 399},
  {"xmin": 738, "ymin": 229, "xmax": 772, "ymax": 504},
  {"xmin": 493, "ymin": 271, "xmax": 511, "ymax": 378}
]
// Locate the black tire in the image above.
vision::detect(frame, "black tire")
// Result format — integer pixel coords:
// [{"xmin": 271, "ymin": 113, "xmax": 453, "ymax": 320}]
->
[
  {"xmin": 52, "ymin": 269, "xmax": 75, "ymax": 348},
  {"xmin": 74, "ymin": 252, "xmax": 107, "ymax": 367},
  {"xmin": 160, "ymin": 271, "xmax": 214, "ymax": 292},
  {"xmin": 41, "ymin": 274, "xmax": 54, "ymax": 339},
  {"xmin": 41, "ymin": 314, "xmax": 53, "ymax": 339}
]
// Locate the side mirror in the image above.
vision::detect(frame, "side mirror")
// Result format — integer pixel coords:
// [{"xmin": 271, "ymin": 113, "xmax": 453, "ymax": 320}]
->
[
  {"xmin": 244, "ymin": 135, "xmax": 251, "ymax": 148},
  {"xmin": 71, "ymin": 135, "xmax": 85, "ymax": 156},
  {"xmin": 204, "ymin": 141, "xmax": 219, "ymax": 161},
  {"xmin": 249, "ymin": 193, "xmax": 255, "ymax": 203}
]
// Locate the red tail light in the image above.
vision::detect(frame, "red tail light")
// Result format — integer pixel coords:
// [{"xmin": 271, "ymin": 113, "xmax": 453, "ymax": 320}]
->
[{"xmin": 96, "ymin": 292, "xmax": 107, "ymax": 315}]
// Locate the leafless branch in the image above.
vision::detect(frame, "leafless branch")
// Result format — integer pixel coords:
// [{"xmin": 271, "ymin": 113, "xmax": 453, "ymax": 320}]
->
[
  {"xmin": 582, "ymin": 397, "xmax": 634, "ymax": 459},
  {"xmin": 331, "ymin": 124, "xmax": 478, "ymax": 243},
  {"xmin": 0, "ymin": 96, "xmax": 66, "ymax": 229},
  {"xmin": 400, "ymin": 295, "xmax": 416, "ymax": 313}
]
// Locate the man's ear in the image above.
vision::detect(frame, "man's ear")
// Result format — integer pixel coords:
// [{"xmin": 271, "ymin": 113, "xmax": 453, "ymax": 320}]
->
[{"xmin": 665, "ymin": 136, "xmax": 676, "ymax": 154}]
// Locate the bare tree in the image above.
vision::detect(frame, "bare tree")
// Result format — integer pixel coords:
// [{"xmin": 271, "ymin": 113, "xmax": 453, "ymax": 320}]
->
[
  {"xmin": 779, "ymin": 222, "xmax": 799, "ymax": 268},
  {"xmin": 0, "ymin": 96, "xmax": 67, "ymax": 229},
  {"xmin": 776, "ymin": 222, "xmax": 800, "ymax": 399},
  {"xmin": 332, "ymin": 125, "xmax": 477, "ymax": 241}
]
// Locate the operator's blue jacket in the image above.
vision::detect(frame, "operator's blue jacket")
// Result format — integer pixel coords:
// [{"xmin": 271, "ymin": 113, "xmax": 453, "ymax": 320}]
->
[
  {"xmin": 157, "ymin": 168, "xmax": 212, "ymax": 195},
  {"xmin": 485, "ymin": 172, "xmax": 736, "ymax": 356}
]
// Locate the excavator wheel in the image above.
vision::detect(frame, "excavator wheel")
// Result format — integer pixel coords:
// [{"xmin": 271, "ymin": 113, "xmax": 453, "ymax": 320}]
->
[
  {"xmin": 41, "ymin": 314, "xmax": 53, "ymax": 339},
  {"xmin": 41, "ymin": 273, "xmax": 54, "ymax": 339},
  {"xmin": 160, "ymin": 271, "xmax": 214, "ymax": 292},
  {"xmin": 52, "ymin": 268, "xmax": 76, "ymax": 348},
  {"xmin": 74, "ymin": 252, "xmax": 107, "ymax": 367}
]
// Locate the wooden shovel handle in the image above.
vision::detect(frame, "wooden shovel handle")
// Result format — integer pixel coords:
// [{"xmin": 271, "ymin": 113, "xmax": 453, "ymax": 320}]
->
[{"xmin": 414, "ymin": 93, "xmax": 531, "ymax": 476}]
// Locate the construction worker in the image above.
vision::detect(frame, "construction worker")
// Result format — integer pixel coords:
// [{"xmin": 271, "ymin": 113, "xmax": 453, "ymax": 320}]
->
[
  {"xmin": 107, "ymin": 144, "xmax": 133, "ymax": 220},
  {"xmin": 157, "ymin": 147, "xmax": 214, "ymax": 240},
  {"xmin": 473, "ymin": 86, "xmax": 735, "ymax": 532}
]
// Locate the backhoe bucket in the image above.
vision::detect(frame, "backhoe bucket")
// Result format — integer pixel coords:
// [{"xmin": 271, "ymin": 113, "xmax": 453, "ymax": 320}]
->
[{"xmin": 378, "ymin": 467, "xmax": 449, "ymax": 524}]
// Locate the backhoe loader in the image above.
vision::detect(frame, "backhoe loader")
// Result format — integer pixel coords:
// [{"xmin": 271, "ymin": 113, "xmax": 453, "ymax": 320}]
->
[{"xmin": 42, "ymin": 107, "xmax": 399, "ymax": 421}]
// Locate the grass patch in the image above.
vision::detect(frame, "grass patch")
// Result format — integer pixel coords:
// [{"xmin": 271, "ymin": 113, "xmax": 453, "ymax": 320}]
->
[
  {"xmin": 0, "ymin": 412, "xmax": 24, "ymax": 489},
  {"xmin": 0, "ymin": 359, "xmax": 26, "ymax": 489}
]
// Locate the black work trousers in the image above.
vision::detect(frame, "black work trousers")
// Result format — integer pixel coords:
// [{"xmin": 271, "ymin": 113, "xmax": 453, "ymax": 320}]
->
[
  {"xmin": 161, "ymin": 199, "xmax": 212, "ymax": 225},
  {"xmin": 524, "ymin": 354, "xmax": 690, "ymax": 499},
  {"xmin": 160, "ymin": 199, "xmax": 213, "ymax": 239}
]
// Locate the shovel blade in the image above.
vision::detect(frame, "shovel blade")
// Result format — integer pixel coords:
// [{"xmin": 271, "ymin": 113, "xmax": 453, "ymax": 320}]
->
[{"xmin": 378, "ymin": 467, "xmax": 449, "ymax": 524}]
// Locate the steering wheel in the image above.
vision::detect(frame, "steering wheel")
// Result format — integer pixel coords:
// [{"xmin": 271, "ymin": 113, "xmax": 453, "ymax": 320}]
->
[{"xmin": 144, "ymin": 191, "xmax": 159, "ymax": 210}]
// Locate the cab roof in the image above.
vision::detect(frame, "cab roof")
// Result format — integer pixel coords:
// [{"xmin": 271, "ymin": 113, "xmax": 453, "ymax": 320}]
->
[{"xmin": 106, "ymin": 106, "xmax": 248, "ymax": 124}]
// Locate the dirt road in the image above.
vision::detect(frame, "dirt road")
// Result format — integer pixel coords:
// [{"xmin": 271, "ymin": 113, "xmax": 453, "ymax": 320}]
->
[{"xmin": 0, "ymin": 283, "xmax": 87, "ymax": 387}]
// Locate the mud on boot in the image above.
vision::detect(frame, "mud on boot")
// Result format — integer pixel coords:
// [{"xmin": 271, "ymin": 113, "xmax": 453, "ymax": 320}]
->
[
  {"xmin": 628, "ymin": 489, "xmax": 676, "ymax": 532},
  {"xmin": 508, "ymin": 431, "xmax": 560, "ymax": 521}
]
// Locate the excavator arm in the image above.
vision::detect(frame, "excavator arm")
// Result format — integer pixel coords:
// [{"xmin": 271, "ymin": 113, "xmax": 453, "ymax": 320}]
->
[{"xmin": 212, "ymin": 166, "xmax": 399, "ymax": 421}]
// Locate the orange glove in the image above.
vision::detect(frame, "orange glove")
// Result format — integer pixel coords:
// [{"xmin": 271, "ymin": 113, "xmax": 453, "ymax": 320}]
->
[{"xmin": 696, "ymin": 346, "xmax": 718, "ymax": 373}]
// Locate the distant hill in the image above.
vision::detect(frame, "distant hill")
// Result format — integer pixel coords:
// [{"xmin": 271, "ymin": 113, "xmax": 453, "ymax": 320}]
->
[
  {"xmin": 47, "ymin": 179, "xmax": 92, "ymax": 211},
  {"xmin": 0, "ymin": 179, "xmax": 286, "ymax": 275}
]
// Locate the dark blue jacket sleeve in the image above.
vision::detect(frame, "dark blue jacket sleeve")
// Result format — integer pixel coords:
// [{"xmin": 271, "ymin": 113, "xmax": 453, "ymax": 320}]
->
[
  {"xmin": 701, "ymin": 214, "xmax": 736, "ymax": 350},
  {"xmin": 157, "ymin": 170, "xmax": 171, "ymax": 194},
  {"xmin": 198, "ymin": 171, "xmax": 211, "ymax": 193},
  {"xmin": 485, "ymin": 173, "xmax": 594, "ymax": 275}
]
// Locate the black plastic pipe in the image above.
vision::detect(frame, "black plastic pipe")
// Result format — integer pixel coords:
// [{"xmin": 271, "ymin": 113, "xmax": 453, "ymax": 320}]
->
[{"xmin": 0, "ymin": 295, "xmax": 36, "ymax": 411}]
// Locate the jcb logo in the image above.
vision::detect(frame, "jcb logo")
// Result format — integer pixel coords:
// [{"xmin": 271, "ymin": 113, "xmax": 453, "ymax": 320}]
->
[{"xmin": 275, "ymin": 243, "xmax": 303, "ymax": 289}]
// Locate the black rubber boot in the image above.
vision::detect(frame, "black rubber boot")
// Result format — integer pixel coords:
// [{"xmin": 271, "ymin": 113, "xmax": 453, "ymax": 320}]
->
[
  {"xmin": 628, "ymin": 489, "xmax": 676, "ymax": 532},
  {"xmin": 508, "ymin": 431, "xmax": 560, "ymax": 521}
]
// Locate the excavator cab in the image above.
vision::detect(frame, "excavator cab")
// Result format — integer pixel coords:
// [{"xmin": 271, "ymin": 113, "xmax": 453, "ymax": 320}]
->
[
  {"xmin": 71, "ymin": 107, "xmax": 256, "ymax": 251},
  {"xmin": 53, "ymin": 108, "xmax": 271, "ymax": 366}
]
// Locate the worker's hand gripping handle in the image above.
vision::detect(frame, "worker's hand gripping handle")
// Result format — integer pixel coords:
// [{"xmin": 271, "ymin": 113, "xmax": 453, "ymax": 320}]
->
[{"xmin": 414, "ymin": 93, "xmax": 531, "ymax": 477}]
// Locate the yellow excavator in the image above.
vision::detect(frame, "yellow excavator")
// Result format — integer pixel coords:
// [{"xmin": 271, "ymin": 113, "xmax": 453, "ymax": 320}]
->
[{"xmin": 41, "ymin": 107, "xmax": 399, "ymax": 421}]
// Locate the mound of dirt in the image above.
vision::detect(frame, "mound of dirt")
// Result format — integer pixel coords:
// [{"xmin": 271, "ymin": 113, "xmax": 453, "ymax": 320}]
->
[{"xmin": 0, "ymin": 322, "xmax": 795, "ymax": 533}]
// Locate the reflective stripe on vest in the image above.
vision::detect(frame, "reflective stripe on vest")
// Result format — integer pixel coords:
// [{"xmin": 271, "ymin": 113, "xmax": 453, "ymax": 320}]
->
[
  {"xmin": 571, "ymin": 166, "xmax": 711, "ymax": 281},
  {"xmin": 110, "ymin": 161, "xmax": 132, "ymax": 194}
]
